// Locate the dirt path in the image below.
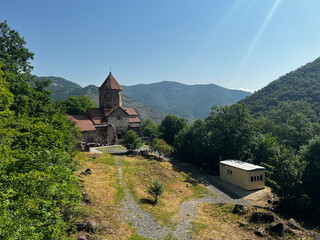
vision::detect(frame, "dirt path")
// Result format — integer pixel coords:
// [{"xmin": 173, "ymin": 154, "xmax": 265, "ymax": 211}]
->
[
  {"xmin": 115, "ymin": 157, "xmax": 170, "ymax": 239},
  {"xmin": 104, "ymin": 147, "xmax": 254, "ymax": 240}
]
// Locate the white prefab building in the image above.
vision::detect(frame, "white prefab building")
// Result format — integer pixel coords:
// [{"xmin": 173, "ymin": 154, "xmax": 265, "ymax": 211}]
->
[{"xmin": 220, "ymin": 160, "xmax": 265, "ymax": 190}]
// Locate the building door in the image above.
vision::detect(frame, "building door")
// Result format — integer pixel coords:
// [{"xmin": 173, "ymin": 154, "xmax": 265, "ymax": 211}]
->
[{"xmin": 106, "ymin": 124, "xmax": 116, "ymax": 145}]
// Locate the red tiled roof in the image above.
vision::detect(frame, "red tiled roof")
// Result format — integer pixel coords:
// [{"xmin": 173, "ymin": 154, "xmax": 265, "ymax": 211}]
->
[
  {"xmin": 86, "ymin": 108, "xmax": 105, "ymax": 117},
  {"xmin": 123, "ymin": 108, "xmax": 138, "ymax": 116},
  {"xmin": 68, "ymin": 115, "xmax": 96, "ymax": 131},
  {"xmin": 99, "ymin": 72, "xmax": 123, "ymax": 91},
  {"xmin": 91, "ymin": 118, "xmax": 107, "ymax": 125},
  {"xmin": 129, "ymin": 117, "xmax": 141, "ymax": 123},
  {"xmin": 105, "ymin": 106, "xmax": 130, "ymax": 117},
  {"xmin": 104, "ymin": 106, "xmax": 119, "ymax": 116}
]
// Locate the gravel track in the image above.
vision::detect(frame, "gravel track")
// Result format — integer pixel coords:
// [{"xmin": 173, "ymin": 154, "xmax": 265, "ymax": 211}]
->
[
  {"xmin": 115, "ymin": 157, "xmax": 170, "ymax": 239},
  {"xmin": 104, "ymin": 147, "xmax": 253, "ymax": 240}
]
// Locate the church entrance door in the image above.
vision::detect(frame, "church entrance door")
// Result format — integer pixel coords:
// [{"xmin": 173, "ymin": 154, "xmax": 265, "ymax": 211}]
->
[{"xmin": 106, "ymin": 124, "xmax": 116, "ymax": 145}]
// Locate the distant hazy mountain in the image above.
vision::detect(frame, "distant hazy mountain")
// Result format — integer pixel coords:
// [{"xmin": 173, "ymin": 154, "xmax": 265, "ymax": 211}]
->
[
  {"xmin": 240, "ymin": 57, "xmax": 320, "ymax": 116},
  {"xmin": 122, "ymin": 81, "xmax": 251, "ymax": 119},
  {"xmin": 38, "ymin": 76, "xmax": 251, "ymax": 121},
  {"xmin": 37, "ymin": 76, "xmax": 167, "ymax": 124}
]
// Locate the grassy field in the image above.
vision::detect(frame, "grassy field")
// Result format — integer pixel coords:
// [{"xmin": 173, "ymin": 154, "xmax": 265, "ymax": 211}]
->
[{"xmin": 121, "ymin": 154, "xmax": 214, "ymax": 228}]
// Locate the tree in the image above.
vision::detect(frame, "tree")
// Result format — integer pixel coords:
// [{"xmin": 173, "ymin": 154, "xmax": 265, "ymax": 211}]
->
[
  {"xmin": 150, "ymin": 138, "xmax": 173, "ymax": 159},
  {"xmin": 0, "ymin": 21, "xmax": 81, "ymax": 238},
  {"xmin": 1, "ymin": 20, "xmax": 52, "ymax": 116},
  {"xmin": 206, "ymin": 104, "xmax": 257, "ymax": 166},
  {"xmin": 263, "ymin": 147, "xmax": 306, "ymax": 210},
  {"xmin": 121, "ymin": 130, "xmax": 142, "ymax": 152},
  {"xmin": 247, "ymin": 133, "xmax": 280, "ymax": 165},
  {"xmin": 158, "ymin": 114, "xmax": 188, "ymax": 145},
  {"xmin": 300, "ymin": 136, "xmax": 320, "ymax": 213},
  {"xmin": 175, "ymin": 119, "xmax": 210, "ymax": 168},
  {"xmin": 0, "ymin": 62, "xmax": 13, "ymax": 117},
  {"xmin": 142, "ymin": 118, "xmax": 159, "ymax": 139},
  {"xmin": 148, "ymin": 178, "xmax": 164, "ymax": 203},
  {"xmin": 57, "ymin": 95, "xmax": 96, "ymax": 115}
]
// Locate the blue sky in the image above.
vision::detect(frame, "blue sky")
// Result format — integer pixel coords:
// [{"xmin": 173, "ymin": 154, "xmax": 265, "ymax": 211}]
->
[{"xmin": 1, "ymin": 0, "xmax": 320, "ymax": 91}]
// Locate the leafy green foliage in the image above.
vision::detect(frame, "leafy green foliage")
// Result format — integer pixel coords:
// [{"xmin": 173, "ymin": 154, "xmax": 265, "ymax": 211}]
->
[
  {"xmin": 175, "ymin": 119, "xmax": 210, "ymax": 167},
  {"xmin": 150, "ymin": 138, "xmax": 173, "ymax": 158},
  {"xmin": 300, "ymin": 137, "xmax": 320, "ymax": 212},
  {"xmin": 121, "ymin": 130, "xmax": 142, "ymax": 152},
  {"xmin": 148, "ymin": 178, "xmax": 164, "ymax": 203},
  {"xmin": 142, "ymin": 118, "xmax": 159, "ymax": 139},
  {"xmin": 0, "ymin": 21, "xmax": 81, "ymax": 239},
  {"xmin": 57, "ymin": 95, "xmax": 96, "ymax": 115},
  {"xmin": 263, "ymin": 148, "xmax": 306, "ymax": 203},
  {"xmin": 159, "ymin": 114, "xmax": 188, "ymax": 145}
]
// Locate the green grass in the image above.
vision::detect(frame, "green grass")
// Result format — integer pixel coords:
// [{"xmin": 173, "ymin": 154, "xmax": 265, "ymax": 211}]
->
[{"xmin": 128, "ymin": 233, "xmax": 151, "ymax": 240}]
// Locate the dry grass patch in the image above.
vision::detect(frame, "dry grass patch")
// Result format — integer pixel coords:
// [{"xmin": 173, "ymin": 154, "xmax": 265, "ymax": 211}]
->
[
  {"xmin": 245, "ymin": 187, "xmax": 273, "ymax": 207},
  {"xmin": 193, "ymin": 203, "xmax": 317, "ymax": 240},
  {"xmin": 192, "ymin": 203, "xmax": 269, "ymax": 240},
  {"xmin": 76, "ymin": 152, "xmax": 131, "ymax": 240},
  {"xmin": 121, "ymin": 155, "xmax": 212, "ymax": 227}
]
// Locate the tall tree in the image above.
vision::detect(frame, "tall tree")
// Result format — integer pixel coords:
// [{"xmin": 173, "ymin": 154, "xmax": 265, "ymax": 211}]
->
[
  {"xmin": 142, "ymin": 118, "xmax": 159, "ymax": 139},
  {"xmin": 0, "ymin": 21, "xmax": 81, "ymax": 238},
  {"xmin": 206, "ymin": 104, "xmax": 257, "ymax": 163},
  {"xmin": 0, "ymin": 20, "xmax": 51, "ymax": 116},
  {"xmin": 121, "ymin": 130, "xmax": 142, "ymax": 153},
  {"xmin": 158, "ymin": 114, "xmax": 188, "ymax": 145},
  {"xmin": 300, "ymin": 137, "xmax": 320, "ymax": 213},
  {"xmin": 57, "ymin": 95, "xmax": 96, "ymax": 115},
  {"xmin": 263, "ymin": 147, "xmax": 306, "ymax": 210}
]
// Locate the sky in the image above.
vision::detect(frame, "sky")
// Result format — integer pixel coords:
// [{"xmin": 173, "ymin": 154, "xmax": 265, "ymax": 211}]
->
[{"xmin": 1, "ymin": 0, "xmax": 320, "ymax": 91}]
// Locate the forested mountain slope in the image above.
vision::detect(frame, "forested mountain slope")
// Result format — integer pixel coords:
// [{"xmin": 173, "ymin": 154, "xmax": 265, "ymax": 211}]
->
[{"xmin": 240, "ymin": 57, "xmax": 320, "ymax": 116}]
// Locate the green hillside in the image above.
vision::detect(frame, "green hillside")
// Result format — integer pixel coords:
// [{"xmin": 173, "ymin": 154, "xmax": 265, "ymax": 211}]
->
[
  {"xmin": 240, "ymin": 57, "xmax": 320, "ymax": 116},
  {"xmin": 122, "ymin": 81, "xmax": 251, "ymax": 120},
  {"xmin": 36, "ymin": 76, "xmax": 82, "ymax": 100},
  {"xmin": 37, "ymin": 76, "xmax": 166, "ymax": 124}
]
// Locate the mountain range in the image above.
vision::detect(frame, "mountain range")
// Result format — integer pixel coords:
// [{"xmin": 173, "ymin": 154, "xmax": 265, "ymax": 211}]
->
[
  {"xmin": 122, "ymin": 81, "xmax": 251, "ymax": 119},
  {"xmin": 39, "ymin": 76, "xmax": 251, "ymax": 122}
]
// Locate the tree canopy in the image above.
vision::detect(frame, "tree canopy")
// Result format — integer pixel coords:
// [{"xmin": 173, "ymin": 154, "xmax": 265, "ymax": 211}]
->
[
  {"xmin": 0, "ymin": 20, "xmax": 81, "ymax": 239},
  {"xmin": 57, "ymin": 95, "xmax": 96, "ymax": 115},
  {"xmin": 158, "ymin": 114, "xmax": 187, "ymax": 145},
  {"xmin": 121, "ymin": 130, "xmax": 142, "ymax": 152}
]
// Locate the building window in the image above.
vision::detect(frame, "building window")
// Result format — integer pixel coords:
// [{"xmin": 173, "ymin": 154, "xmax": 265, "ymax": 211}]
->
[
  {"xmin": 117, "ymin": 116, "xmax": 121, "ymax": 120},
  {"xmin": 251, "ymin": 175, "xmax": 264, "ymax": 182},
  {"xmin": 227, "ymin": 169, "xmax": 232, "ymax": 175}
]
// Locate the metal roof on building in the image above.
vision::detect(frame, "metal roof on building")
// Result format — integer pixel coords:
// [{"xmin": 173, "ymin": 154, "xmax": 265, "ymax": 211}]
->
[{"xmin": 220, "ymin": 160, "xmax": 265, "ymax": 171}]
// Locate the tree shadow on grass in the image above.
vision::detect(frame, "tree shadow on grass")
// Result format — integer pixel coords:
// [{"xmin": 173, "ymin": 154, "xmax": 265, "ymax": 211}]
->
[
  {"xmin": 140, "ymin": 198, "xmax": 156, "ymax": 206},
  {"xmin": 111, "ymin": 152, "xmax": 127, "ymax": 156}
]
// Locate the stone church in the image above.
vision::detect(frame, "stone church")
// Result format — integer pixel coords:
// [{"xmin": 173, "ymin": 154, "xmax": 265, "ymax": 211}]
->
[{"xmin": 69, "ymin": 72, "xmax": 142, "ymax": 145}]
